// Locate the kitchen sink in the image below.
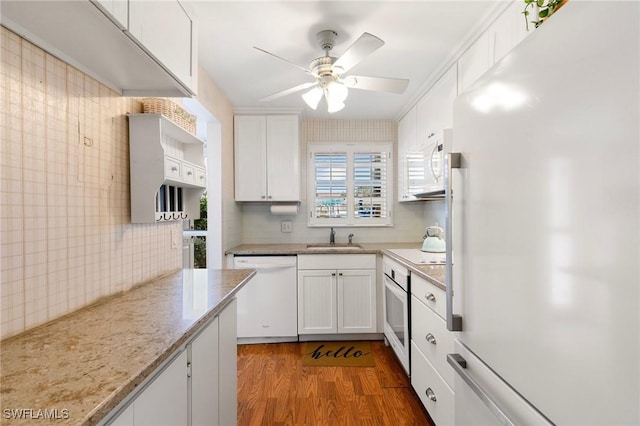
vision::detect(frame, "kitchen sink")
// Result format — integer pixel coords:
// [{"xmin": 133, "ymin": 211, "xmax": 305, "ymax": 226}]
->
[{"xmin": 306, "ymin": 243, "xmax": 363, "ymax": 250}]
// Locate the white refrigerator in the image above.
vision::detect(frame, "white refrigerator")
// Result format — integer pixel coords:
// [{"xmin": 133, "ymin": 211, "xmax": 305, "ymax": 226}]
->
[{"xmin": 445, "ymin": 2, "xmax": 639, "ymax": 425}]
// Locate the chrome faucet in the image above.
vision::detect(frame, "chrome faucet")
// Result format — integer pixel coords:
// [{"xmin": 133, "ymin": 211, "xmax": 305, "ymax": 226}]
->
[
  {"xmin": 348, "ymin": 233, "xmax": 354, "ymax": 245},
  {"xmin": 329, "ymin": 227, "xmax": 336, "ymax": 245}
]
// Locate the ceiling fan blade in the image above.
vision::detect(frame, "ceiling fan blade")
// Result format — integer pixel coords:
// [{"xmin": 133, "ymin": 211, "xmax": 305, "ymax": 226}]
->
[
  {"xmin": 332, "ymin": 33, "xmax": 384, "ymax": 74},
  {"xmin": 254, "ymin": 46, "xmax": 312, "ymax": 75},
  {"xmin": 260, "ymin": 82, "xmax": 317, "ymax": 102},
  {"xmin": 343, "ymin": 75, "xmax": 409, "ymax": 94}
]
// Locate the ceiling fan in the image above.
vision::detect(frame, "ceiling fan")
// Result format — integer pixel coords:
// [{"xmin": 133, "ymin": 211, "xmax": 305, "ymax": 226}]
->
[{"xmin": 255, "ymin": 30, "xmax": 409, "ymax": 113}]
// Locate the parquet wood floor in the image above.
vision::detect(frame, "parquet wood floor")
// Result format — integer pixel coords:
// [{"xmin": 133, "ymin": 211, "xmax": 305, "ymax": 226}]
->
[{"xmin": 237, "ymin": 341, "xmax": 435, "ymax": 426}]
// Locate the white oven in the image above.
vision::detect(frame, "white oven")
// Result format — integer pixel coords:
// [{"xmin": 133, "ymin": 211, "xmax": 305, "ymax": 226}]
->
[{"xmin": 383, "ymin": 257, "xmax": 410, "ymax": 375}]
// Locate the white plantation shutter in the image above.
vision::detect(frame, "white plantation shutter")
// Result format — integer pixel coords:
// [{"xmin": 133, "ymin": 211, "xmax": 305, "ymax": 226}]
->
[
  {"xmin": 309, "ymin": 143, "xmax": 393, "ymax": 226},
  {"xmin": 313, "ymin": 152, "xmax": 348, "ymax": 219},
  {"xmin": 353, "ymin": 152, "xmax": 388, "ymax": 219}
]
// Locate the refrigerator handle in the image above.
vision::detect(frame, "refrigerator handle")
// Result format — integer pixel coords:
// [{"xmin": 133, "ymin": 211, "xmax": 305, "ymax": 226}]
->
[
  {"xmin": 445, "ymin": 152, "xmax": 463, "ymax": 331},
  {"xmin": 447, "ymin": 354, "xmax": 516, "ymax": 426}
]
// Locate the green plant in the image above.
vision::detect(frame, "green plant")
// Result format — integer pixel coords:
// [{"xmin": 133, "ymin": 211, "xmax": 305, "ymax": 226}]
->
[
  {"xmin": 523, "ymin": 0, "xmax": 565, "ymax": 31},
  {"xmin": 193, "ymin": 192, "xmax": 207, "ymax": 268}
]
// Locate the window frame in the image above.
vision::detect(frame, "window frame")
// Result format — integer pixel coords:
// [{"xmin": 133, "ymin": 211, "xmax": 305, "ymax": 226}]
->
[{"xmin": 307, "ymin": 141, "xmax": 393, "ymax": 227}]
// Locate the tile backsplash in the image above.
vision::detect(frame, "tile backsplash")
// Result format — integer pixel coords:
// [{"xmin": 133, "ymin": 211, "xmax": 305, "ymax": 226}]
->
[{"xmin": 0, "ymin": 27, "xmax": 181, "ymax": 339}]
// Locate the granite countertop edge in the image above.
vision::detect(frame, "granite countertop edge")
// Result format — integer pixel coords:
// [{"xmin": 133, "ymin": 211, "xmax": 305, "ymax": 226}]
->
[{"xmin": 0, "ymin": 268, "xmax": 256, "ymax": 426}]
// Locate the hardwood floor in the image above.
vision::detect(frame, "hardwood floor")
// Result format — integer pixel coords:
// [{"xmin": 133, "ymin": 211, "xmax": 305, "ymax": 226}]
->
[{"xmin": 237, "ymin": 341, "xmax": 435, "ymax": 426}]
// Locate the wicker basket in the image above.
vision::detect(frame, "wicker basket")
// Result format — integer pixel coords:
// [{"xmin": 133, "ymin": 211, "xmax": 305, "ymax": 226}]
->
[{"xmin": 142, "ymin": 98, "xmax": 196, "ymax": 135}]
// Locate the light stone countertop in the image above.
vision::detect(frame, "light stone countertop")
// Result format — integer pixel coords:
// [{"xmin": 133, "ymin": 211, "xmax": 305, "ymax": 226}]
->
[
  {"xmin": 225, "ymin": 242, "xmax": 445, "ymax": 289},
  {"xmin": 0, "ymin": 268, "xmax": 255, "ymax": 426}
]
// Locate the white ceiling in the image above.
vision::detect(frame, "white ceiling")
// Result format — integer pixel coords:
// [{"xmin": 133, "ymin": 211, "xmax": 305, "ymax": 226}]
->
[{"xmin": 186, "ymin": 1, "xmax": 504, "ymax": 120}]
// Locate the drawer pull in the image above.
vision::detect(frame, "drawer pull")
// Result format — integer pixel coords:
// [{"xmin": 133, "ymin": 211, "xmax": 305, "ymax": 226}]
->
[
  {"xmin": 171, "ymin": 166, "xmax": 178, "ymax": 172},
  {"xmin": 187, "ymin": 171, "xmax": 193, "ymax": 176},
  {"xmin": 426, "ymin": 387, "xmax": 437, "ymax": 402},
  {"xmin": 425, "ymin": 292, "xmax": 436, "ymax": 302},
  {"xmin": 425, "ymin": 333, "xmax": 437, "ymax": 345}
]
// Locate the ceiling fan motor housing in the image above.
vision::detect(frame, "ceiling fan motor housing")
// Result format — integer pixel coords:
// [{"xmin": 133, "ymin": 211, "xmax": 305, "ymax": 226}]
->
[{"xmin": 316, "ymin": 30, "xmax": 338, "ymax": 52}]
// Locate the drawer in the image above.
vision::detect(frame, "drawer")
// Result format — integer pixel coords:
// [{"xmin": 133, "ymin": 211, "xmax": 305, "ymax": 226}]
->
[
  {"xmin": 182, "ymin": 163, "xmax": 195, "ymax": 184},
  {"xmin": 165, "ymin": 157, "xmax": 181, "ymax": 181},
  {"xmin": 411, "ymin": 341, "xmax": 454, "ymax": 426},
  {"xmin": 194, "ymin": 167, "xmax": 206, "ymax": 187},
  {"xmin": 411, "ymin": 294, "xmax": 456, "ymax": 389},
  {"xmin": 411, "ymin": 273, "xmax": 446, "ymax": 319}
]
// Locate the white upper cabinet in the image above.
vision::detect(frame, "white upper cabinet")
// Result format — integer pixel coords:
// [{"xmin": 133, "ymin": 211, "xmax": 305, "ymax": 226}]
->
[
  {"xmin": 416, "ymin": 64, "xmax": 457, "ymax": 149},
  {"xmin": 397, "ymin": 106, "xmax": 417, "ymax": 202},
  {"xmin": 92, "ymin": 0, "xmax": 128, "ymax": 29},
  {"xmin": 128, "ymin": 0, "xmax": 196, "ymax": 93},
  {"xmin": 0, "ymin": 0, "xmax": 196, "ymax": 97},
  {"xmin": 488, "ymin": 0, "xmax": 531, "ymax": 65},
  {"xmin": 234, "ymin": 115, "xmax": 300, "ymax": 202},
  {"xmin": 457, "ymin": 31, "xmax": 491, "ymax": 94}
]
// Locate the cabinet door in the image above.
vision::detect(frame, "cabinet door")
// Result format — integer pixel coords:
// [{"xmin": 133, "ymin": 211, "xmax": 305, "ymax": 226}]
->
[
  {"xmin": 266, "ymin": 115, "xmax": 300, "ymax": 201},
  {"xmin": 217, "ymin": 299, "xmax": 237, "ymax": 426},
  {"xmin": 92, "ymin": 0, "xmax": 128, "ymax": 29},
  {"xmin": 337, "ymin": 269, "xmax": 377, "ymax": 333},
  {"xmin": 457, "ymin": 31, "xmax": 490, "ymax": 94},
  {"xmin": 133, "ymin": 350, "xmax": 188, "ymax": 426},
  {"xmin": 234, "ymin": 116, "xmax": 267, "ymax": 201},
  {"xmin": 297, "ymin": 270, "xmax": 337, "ymax": 334},
  {"xmin": 397, "ymin": 106, "xmax": 417, "ymax": 202},
  {"xmin": 108, "ymin": 403, "xmax": 134, "ymax": 426},
  {"xmin": 128, "ymin": 0, "xmax": 194, "ymax": 90},
  {"xmin": 489, "ymin": 0, "xmax": 530, "ymax": 65},
  {"xmin": 191, "ymin": 317, "xmax": 219, "ymax": 426}
]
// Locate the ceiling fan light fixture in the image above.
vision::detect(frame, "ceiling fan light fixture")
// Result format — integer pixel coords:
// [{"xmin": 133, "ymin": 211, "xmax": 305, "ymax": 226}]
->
[
  {"xmin": 324, "ymin": 81, "xmax": 349, "ymax": 113},
  {"xmin": 302, "ymin": 86, "xmax": 323, "ymax": 110},
  {"xmin": 327, "ymin": 101, "xmax": 345, "ymax": 113}
]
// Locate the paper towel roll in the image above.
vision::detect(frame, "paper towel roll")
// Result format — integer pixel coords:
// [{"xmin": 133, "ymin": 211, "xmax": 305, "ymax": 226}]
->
[{"xmin": 270, "ymin": 204, "xmax": 299, "ymax": 216}]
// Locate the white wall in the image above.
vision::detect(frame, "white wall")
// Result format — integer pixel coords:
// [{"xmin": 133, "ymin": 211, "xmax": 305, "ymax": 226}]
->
[{"xmin": 240, "ymin": 119, "xmax": 428, "ymax": 244}]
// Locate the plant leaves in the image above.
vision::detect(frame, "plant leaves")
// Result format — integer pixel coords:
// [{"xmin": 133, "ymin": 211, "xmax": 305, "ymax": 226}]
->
[{"xmin": 539, "ymin": 8, "xmax": 549, "ymax": 18}]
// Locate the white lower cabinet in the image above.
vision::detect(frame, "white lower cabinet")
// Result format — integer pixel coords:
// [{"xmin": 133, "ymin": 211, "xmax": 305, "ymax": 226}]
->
[
  {"xmin": 135, "ymin": 350, "xmax": 189, "ymax": 426},
  {"xmin": 411, "ymin": 342, "xmax": 455, "ymax": 426},
  {"xmin": 191, "ymin": 315, "xmax": 220, "ymax": 426},
  {"xmin": 105, "ymin": 300, "xmax": 238, "ymax": 426},
  {"xmin": 297, "ymin": 254, "xmax": 377, "ymax": 335},
  {"xmin": 411, "ymin": 273, "xmax": 457, "ymax": 425}
]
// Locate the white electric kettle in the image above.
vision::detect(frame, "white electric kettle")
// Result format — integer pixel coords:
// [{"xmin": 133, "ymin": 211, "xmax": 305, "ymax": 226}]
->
[{"xmin": 421, "ymin": 225, "xmax": 446, "ymax": 253}]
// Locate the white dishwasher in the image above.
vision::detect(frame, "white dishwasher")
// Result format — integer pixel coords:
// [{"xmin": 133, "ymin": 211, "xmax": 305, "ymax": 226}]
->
[{"xmin": 233, "ymin": 255, "xmax": 298, "ymax": 342}]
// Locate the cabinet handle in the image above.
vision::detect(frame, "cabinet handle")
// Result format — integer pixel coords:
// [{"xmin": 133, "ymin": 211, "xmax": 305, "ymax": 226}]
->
[
  {"xmin": 425, "ymin": 333, "xmax": 437, "ymax": 345},
  {"xmin": 187, "ymin": 171, "xmax": 192, "ymax": 176},
  {"xmin": 199, "ymin": 175, "xmax": 204, "ymax": 180},
  {"xmin": 171, "ymin": 166, "xmax": 178, "ymax": 172},
  {"xmin": 268, "ymin": 195, "xmax": 272, "ymax": 199},
  {"xmin": 338, "ymin": 272, "xmax": 343, "ymax": 276},
  {"xmin": 426, "ymin": 387, "xmax": 437, "ymax": 402},
  {"xmin": 425, "ymin": 292, "xmax": 436, "ymax": 302},
  {"xmin": 332, "ymin": 273, "xmax": 336, "ymax": 276},
  {"xmin": 261, "ymin": 195, "xmax": 266, "ymax": 199}
]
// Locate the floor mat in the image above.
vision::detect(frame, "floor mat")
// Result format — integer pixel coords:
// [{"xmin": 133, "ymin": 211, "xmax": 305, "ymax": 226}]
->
[{"xmin": 301, "ymin": 341, "xmax": 375, "ymax": 367}]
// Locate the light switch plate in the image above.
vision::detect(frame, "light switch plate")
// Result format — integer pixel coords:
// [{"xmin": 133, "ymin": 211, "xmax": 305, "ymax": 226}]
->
[{"xmin": 281, "ymin": 221, "xmax": 292, "ymax": 233}]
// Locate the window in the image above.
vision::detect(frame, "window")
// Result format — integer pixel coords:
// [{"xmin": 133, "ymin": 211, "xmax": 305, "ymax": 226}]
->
[{"xmin": 308, "ymin": 142, "xmax": 393, "ymax": 226}]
